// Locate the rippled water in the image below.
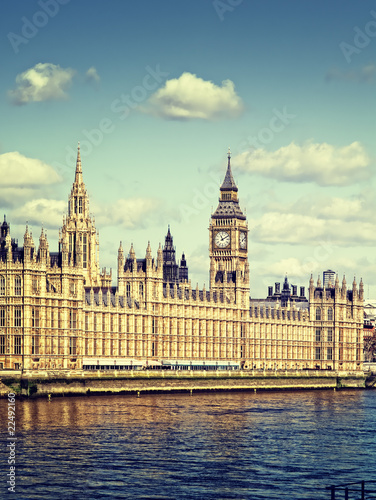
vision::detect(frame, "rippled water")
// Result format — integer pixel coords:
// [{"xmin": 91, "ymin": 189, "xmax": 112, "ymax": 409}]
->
[{"xmin": 1, "ymin": 389, "xmax": 376, "ymax": 499}]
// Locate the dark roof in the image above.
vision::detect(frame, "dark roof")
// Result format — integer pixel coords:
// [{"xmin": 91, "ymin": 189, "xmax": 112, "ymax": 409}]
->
[{"xmin": 212, "ymin": 200, "xmax": 246, "ymax": 220}]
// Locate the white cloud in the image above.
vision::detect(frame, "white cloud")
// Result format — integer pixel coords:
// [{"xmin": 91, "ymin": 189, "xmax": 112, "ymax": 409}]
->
[
  {"xmin": 326, "ymin": 63, "xmax": 376, "ymax": 83},
  {"xmin": 259, "ymin": 257, "xmax": 322, "ymax": 279},
  {"xmin": 234, "ymin": 141, "xmax": 371, "ymax": 186},
  {"xmin": 12, "ymin": 199, "xmax": 66, "ymax": 228},
  {"xmin": 249, "ymin": 212, "xmax": 376, "ymax": 246},
  {"xmin": 8, "ymin": 63, "xmax": 75, "ymax": 105},
  {"xmin": 0, "ymin": 152, "xmax": 61, "ymax": 186},
  {"xmin": 0, "ymin": 188, "xmax": 38, "ymax": 208},
  {"xmin": 93, "ymin": 198, "xmax": 161, "ymax": 229},
  {"xmin": 144, "ymin": 72, "xmax": 244, "ymax": 120},
  {"xmin": 264, "ymin": 191, "xmax": 376, "ymax": 222},
  {"xmin": 85, "ymin": 66, "xmax": 100, "ymax": 84}
]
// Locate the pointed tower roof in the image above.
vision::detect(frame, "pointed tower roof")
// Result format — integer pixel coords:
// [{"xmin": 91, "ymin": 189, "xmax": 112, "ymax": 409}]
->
[
  {"xmin": 220, "ymin": 148, "xmax": 238, "ymax": 192},
  {"xmin": 165, "ymin": 225, "xmax": 173, "ymax": 246}
]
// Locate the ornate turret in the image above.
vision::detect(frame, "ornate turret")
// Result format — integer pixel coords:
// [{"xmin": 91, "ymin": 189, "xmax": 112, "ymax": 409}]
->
[
  {"xmin": 342, "ymin": 275, "xmax": 347, "ymax": 298},
  {"xmin": 5, "ymin": 230, "xmax": 12, "ymax": 262},
  {"xmin": 335, "ymin": 274, "xmax": 340, "ymax": 292},
  {"xmin": 163, "ymin": 226, "xmax": 183, "ymax": 285},
  {"xmin": 129, "ymin": 243, "xmax": 136, "ymax": 262},
  {"xmin": 157, "ymin": 243, "xmax": 163, "ymax": 269},
  {"xmin": 118, "ymin": 241, "xmax": 124, "ymax": 269},
  {"xmin": 38, "ymin": 227, "xmax": 49, "ymax": 264},
  {"xmin": 1, "ymin": 215, "xmax": 9, "ymax": 238},
  {"xmin": 59, "ymin": 143, "xmax": 100, "ymax": 286},
  {"xmin": 146, "ymin": 241, "xmax": 152, "ymax": 269},
  {"xmin": 179, "ymin": 252, "xmax": 188, "ymax": 282},
  {"xmin": 359, "ymin": 278, "xmax": 364, "ymax": 300}
]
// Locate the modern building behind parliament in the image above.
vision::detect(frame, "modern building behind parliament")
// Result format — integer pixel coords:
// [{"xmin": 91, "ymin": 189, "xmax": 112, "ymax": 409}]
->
[{"xmin": 0, "ymin": 147, "xmax": 364, "ymax": 372}]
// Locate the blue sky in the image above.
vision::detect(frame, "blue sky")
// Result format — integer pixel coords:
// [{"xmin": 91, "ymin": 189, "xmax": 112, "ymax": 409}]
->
[{"xmin": 1, "ymin": 0, "xmax": 375, "ymax": 297}]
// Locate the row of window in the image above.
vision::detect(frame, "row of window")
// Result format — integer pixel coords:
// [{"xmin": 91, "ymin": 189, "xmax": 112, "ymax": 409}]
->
[
  {"xmin": 316, "ymin": 307, "xmax": 334, "ymax": 321},
  {"xmin": 0, "ymin": 275, "xmax": 22, "ymax": 295},
  {"xmin": 0, "ymin": 335, "xmax": 22, "ymax": 354},
  {"xmin": 0, "ymin": 307, "xmax": 77, "ymax": 329},
  {"xmin": 315, "ymin": 347, "xmax": 333, "ymax": 360},
  {"xmin": 126, "ymin": 282, "xmax": 144, "ymax": 298},
  {"xmin": 315, "ymin": 328, "xmax": 333, "ymax": 342},
  {"xmin": 315, "ymin": 346, "xmax": 361, "ymax": 361},
  {"xmin": 2, "ymin": 336, "xmax": 356, "ymax": 362},
  {"xmin": 0, "ymin": 275, "xmax": 43, "ymax": 295},
  {"xmin": 0, "ymin": 335, "xmax": 77, "ymax": 356}
]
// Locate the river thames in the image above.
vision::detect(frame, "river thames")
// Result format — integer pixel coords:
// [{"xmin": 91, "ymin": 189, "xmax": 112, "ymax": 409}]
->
[{"xmin": 1, "ymin": 389, "xmax": 376, "ymax": 499}]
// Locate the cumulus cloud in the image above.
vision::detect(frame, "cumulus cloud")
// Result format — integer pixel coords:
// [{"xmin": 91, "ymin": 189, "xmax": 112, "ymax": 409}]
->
[
  {"xmin": 143, "ymin": 72, "xmax": 244, "ymax": 120},
  {"xmin": 264, "ymin": 191, "xmax": 376, "ymax": 222},
  {"xmin": 326, "ymin": 63, "xmax": 376, "ymax": 83},
  {"xmin": 85, "ymin": 66, "xmax": 100, "ymax": 84},
  {"xmin": 234, "ymin": 141, "xmax": 371, "ymax": 186},
  {"xmin": 0, "ymin": 187, "xmax": 39, "ymax": 208},
  {"xmin": 12, "ymin": 199, "xmax": 66, "ymax": 228},
  {"xmin": 93, "ymin": 198, "xmax": 161, "ymax": 229},
  {"xmin": 8, "ymin": 63, "xmax": 75, "ymax": 105},
  {"xmin": 260, "ymin": 257, "xmax": 323, "ymax": 279},
  {"xmin": 249, "ymin": 212, "xmax": 376, "ymax": 246},
  {"xmin": 0, "ymin": 152, "xmax": 61, "ymax": 186}
]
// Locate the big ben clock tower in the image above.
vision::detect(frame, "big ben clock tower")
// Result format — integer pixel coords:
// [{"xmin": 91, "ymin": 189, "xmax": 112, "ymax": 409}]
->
[{"xmin": 209, "ymin": 149, "xmax": 249, "ymax": 304}]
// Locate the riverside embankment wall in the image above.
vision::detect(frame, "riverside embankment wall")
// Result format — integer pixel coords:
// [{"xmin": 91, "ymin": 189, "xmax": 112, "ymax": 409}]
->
[{"xmin": 0, "ymin": 370, "xmax": 367, "ymax": 398}]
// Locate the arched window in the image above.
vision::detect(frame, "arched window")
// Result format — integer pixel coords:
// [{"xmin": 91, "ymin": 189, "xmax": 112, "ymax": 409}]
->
[
  {"xmin": 15, "ymin": 276, "xmax": 21, "ymax": 296},
  {"xmin": 126, "ymin": 282, "xmax": 131, "ymax": 298},
  {"xmin": 316, "ymin": 308, "xmax": 321, "ymax": 320},
  {"xmin": 327, "ymin": 307, "xmax": 333, "ymax": 321},
  {"xmin": 0, "ymin": 276, "xmax": 5, "ymax": 295}
]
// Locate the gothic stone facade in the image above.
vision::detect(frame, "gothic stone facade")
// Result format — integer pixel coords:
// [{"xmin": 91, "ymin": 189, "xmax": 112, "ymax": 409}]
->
[{"xmin": 0, "ymin": 148, "xmax": 364, "ymax": 372}]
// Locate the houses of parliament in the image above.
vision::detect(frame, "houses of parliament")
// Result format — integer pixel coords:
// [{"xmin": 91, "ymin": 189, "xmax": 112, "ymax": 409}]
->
[{"xmin": 0, "ymin": 147, "xmax": 364, "ymax": 372}]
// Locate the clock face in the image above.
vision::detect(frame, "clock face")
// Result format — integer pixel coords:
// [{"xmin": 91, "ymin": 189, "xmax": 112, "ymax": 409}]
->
[
  {"xmin": 215, "ymin": 231, "xmax": 230, "ymax": 248},
  {"xmin": 240, "ymin": 232, "xmax": 247, "ymax": 249}
]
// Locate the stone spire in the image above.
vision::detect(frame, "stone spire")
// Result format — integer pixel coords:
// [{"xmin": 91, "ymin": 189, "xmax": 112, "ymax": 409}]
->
[
  {"xmin": 157, "ymin": 243, "xmax": 163, "ymax": 268},
  {"xmin": 75, "ymin": 142, "xmax": 83, "ymax": 185},
  {"xmin": 359, "ymin": 278, "xmax": 364, "ymax": 300},
  {"xmin": 118, "ymin": 241, "xmax": 124, "ymax": 269},
  {"xmin": 146, "ymin": 240, "xmax": 152, "ymax": 259},
  {"xmin": 129, "ymin": 243, "xmax": 136, "ymax": 261},
  {"xmin": 38, "ymin": 227, "xmax": 49, "ymax": 263},
  {"xmin": 335, "ymin": 274, "xmax": 340, "ymax": 292},
  {"xmin": 342, "ymin": 275, "xmax": 347, "ymax": 298}
]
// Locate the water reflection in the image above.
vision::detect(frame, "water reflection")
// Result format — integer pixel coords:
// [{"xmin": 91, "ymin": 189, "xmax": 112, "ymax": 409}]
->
[{"xmin": 0, "ymin": 390, "xmax": 375, "ymax": 499}]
